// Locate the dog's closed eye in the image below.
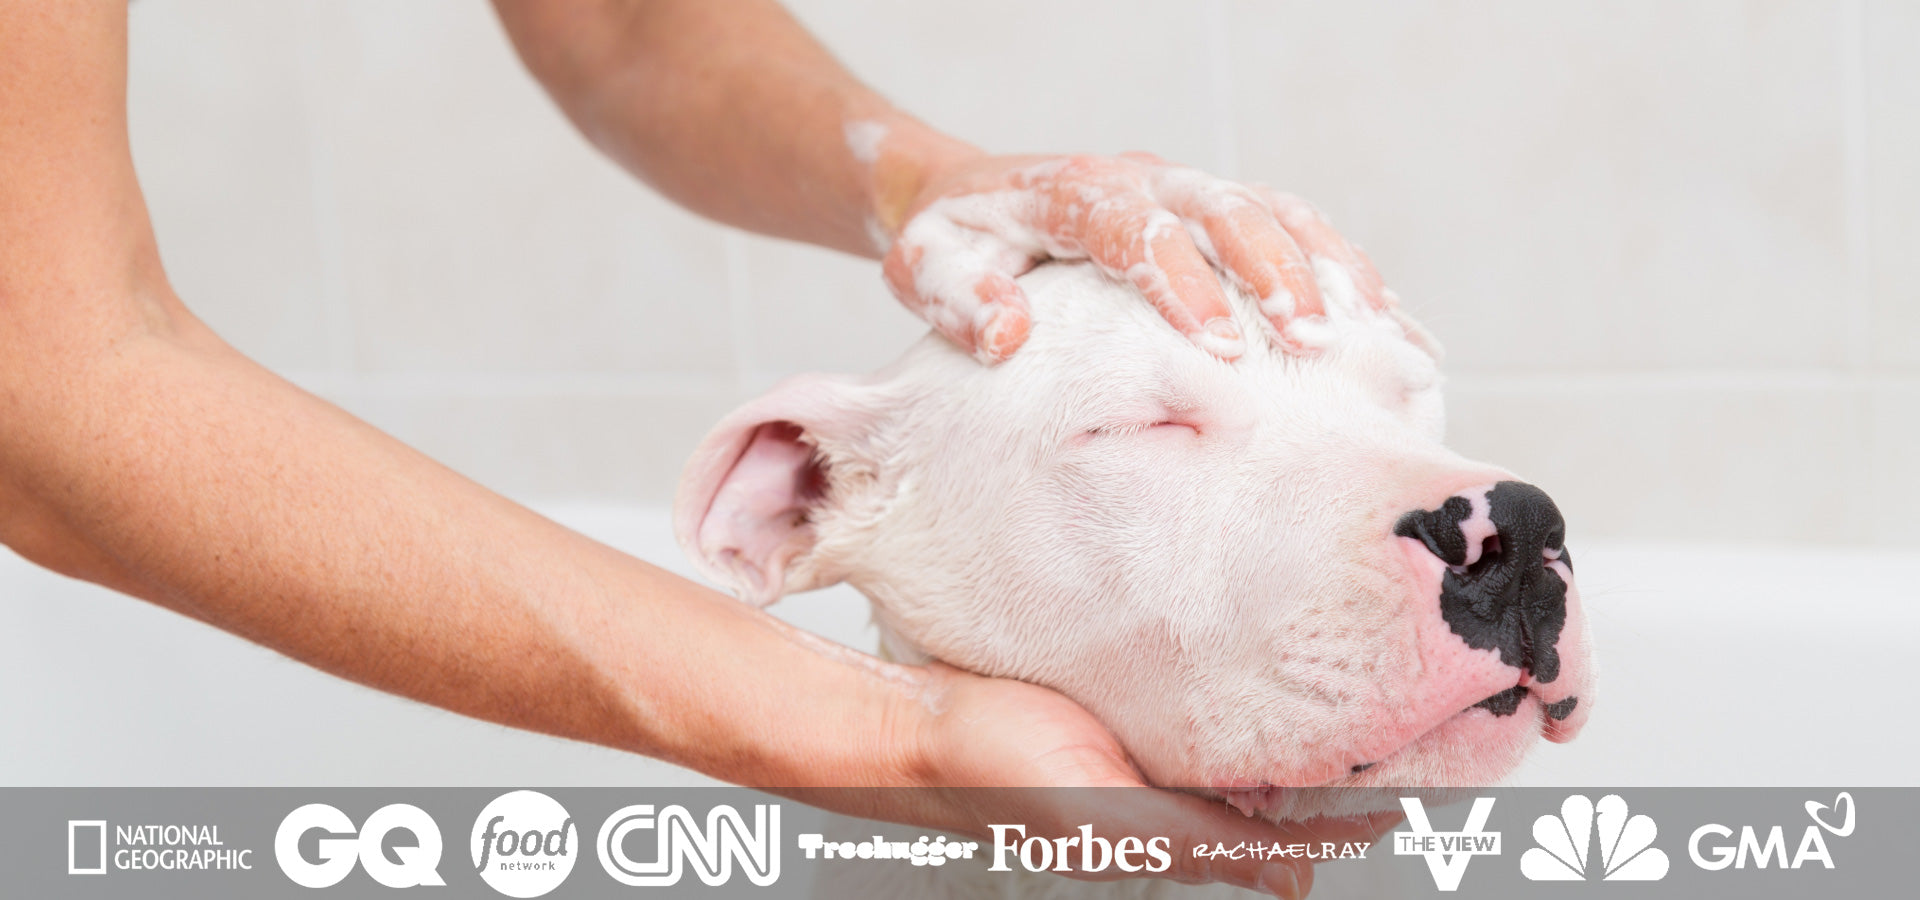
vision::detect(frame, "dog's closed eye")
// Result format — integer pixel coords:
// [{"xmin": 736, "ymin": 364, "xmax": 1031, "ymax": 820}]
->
[{"xmin": 1080, "ymin": 420, "xmax": 1201, "ymax": 441}]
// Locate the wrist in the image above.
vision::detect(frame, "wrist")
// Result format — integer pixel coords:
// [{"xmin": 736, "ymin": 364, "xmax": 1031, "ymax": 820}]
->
[
  {"xmin": 801, "ymin": 656, "xmax": 983, "ymax": 835},
  {"xmin": 785, "ymin": 645, "xmax": 936, "ymax": 790},
  {"xmin": 859, "ymin": 111, "xmax": 981, "ymax": 247},
  {"xmin": 685, "ymin": 603, "xmax": 938, "ymax": 790},
  {"xmin": 875, "ymin": 663, "xmax": 941, "ymax": 789}
]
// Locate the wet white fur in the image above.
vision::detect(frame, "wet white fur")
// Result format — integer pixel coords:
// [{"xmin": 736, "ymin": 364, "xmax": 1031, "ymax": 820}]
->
[
  {"xmin": 677, "ymin": 259, "xmax": 1524, "ymax": 780},
  {"xmin": 675, "ymin": 263, "xmax": 1542, "ymax": 898}
]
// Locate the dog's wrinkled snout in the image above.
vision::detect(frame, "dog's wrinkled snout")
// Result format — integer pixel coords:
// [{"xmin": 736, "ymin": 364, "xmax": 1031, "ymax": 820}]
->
[{"xmin": 1396, "ymin": 480, "xmax": 1571, "ymax": 683}]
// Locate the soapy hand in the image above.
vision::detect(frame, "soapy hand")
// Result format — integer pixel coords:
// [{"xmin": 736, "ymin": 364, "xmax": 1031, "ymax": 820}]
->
[
  {"xmin": 911, "ymin": 663, "xmax": 1401, "ymax": 898},
  {"xmin": 882, "ymin": 152, "xmax": 1391, "ymax": 363}
]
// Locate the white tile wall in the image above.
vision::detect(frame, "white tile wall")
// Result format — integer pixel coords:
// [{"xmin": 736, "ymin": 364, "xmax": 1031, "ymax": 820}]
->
[
  {"xmin": 1866, "ymin": 385, "xmax": 1920, "ymax": 544},
  {"xmin": 128, "ymin": 0, "xmax": 330, "ymax": 373},
  {"xmin": 1445, "ymin": 376, "xmax": 1869, "ymax": 544},
  {"xmin": 1226, "ymin": 0, "xmax": 1851, "ymax": 373},
  {"xmin": 124, "ymin": 1, "xmax": 1914, "ymax": 540},
  {"xmin": 317, "ymin": 378, "xmax": 745, "ymax": 508},
  {"xmin": 297, "ymin": 1, "xmax": 739, "ymax": 378},
  {"xmin": 1866, "ymin": 0, "xmax": 1920, "ymax": 371}
]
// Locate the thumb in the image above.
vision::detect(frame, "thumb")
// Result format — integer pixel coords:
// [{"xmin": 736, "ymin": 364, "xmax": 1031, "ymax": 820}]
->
[{"xmin": 882, "ymin": 218, "xmax": 1035, "ymax": 363}]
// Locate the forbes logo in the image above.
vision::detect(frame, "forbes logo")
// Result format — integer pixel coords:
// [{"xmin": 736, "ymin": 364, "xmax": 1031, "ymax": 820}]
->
[
  {"xmin": 275, "ymin": 803, "xmax": 444, "ymax": 889},
  {"xmin": 471, "ymin": 791, "xmax": 577, "ymax": 898}
]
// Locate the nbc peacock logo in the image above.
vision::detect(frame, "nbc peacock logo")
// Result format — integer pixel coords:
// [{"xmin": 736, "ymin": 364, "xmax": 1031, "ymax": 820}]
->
[{"xmin": 1520, "ymin": 794, "xmax": 1669, "ymax": 882}]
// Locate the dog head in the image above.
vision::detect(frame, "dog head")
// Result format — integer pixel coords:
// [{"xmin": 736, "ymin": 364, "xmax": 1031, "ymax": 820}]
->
[{"xmin": 676, "ymin": 262, "xmax": 1591, "ymax": 818}]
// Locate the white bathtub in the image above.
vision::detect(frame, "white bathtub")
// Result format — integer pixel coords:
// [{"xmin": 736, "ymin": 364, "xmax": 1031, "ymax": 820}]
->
[{"xmin": 2, "ymin": 505, "xmax": 1913, "ymax": 787}]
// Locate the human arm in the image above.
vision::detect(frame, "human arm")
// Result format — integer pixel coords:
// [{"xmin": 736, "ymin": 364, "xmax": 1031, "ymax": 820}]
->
[
  {"xmin": 0, "ymin": 0, "xmax": 925, "ymax": 793},
  {"xmin": 491, "ymin": 0, "xmax": 1394, "ymax": 362},
  {"xmin": 0, "ymin": 5, "xmax": 1382, "ymax": 895}
]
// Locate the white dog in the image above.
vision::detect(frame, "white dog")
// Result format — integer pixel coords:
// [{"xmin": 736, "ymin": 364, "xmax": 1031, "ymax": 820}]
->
[{"xmin": 675, "ymin": 261, "xmax": 1592, "ymax": 894}]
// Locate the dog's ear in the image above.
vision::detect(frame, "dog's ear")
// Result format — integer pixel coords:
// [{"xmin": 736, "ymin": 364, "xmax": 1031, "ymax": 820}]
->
[{"xmin": 673, "ymin": 374, "xmax": 887, "ymax": 606}]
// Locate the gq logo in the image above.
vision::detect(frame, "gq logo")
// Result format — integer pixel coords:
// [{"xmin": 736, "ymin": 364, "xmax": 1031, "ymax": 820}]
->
[
  {"xmin": 471, "ymin": 791, "xmax": 577, "ymax": 898},
  {"xmin": 275, "ymin": 803, "xmax": 445, "ymax": 889},
  {"xmin": 596, "ymin": 803, "xmax": 780, "ymax": 886}
]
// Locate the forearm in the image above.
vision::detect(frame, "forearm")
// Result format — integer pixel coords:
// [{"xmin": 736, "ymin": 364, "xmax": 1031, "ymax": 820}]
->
[
  {"xmin": 492, "ymin": 0, "xmax": 978, "ymax": 257},
  {"xmin": 0, "ymin": 0, "xmax": 933, "ymax": 792},
  {"xmin": 0, "ymin": 303, "xmax": 927, "ymax": 786}
]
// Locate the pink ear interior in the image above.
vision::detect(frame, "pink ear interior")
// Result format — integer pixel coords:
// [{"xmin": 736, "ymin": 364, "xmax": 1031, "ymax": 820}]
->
[
  {"xmin": 685, "ymin": 421, "xmax": 826, "ymax": 605},
  {"xmin": 675, "ymin": 373, "xmax": 882, "ymax": 605}
]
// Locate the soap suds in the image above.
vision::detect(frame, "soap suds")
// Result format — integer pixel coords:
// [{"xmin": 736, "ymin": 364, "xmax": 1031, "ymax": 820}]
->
[
  {"xmin": 843, "ymin": 119, "xmax": 889, "ymax": 165},
  {"xmin": 892, "ymin": 191, "xmax": 1040, "ymax": 361},
  {"xmin": 892, "ymin": 158, "xmax": 1396, "ymax": 361},
  {"xmin": 1311, "ymin": 256, "xmax": 1364, "ymax": 319},
  {"xmin": 864, "ymin": 216, "xmax": 892, "ymax": 254}
]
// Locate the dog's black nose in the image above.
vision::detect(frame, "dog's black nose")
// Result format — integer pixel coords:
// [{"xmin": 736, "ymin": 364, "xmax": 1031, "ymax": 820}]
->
[{"xmin": 1396, "ymin": 481, "xmax": 1571, "ymax": 683}]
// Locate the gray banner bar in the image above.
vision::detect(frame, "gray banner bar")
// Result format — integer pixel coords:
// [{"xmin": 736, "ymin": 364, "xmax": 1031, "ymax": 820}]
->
[{"xmin": 2, "ymin": 787, "xmax": 1910, "ymax": 898}]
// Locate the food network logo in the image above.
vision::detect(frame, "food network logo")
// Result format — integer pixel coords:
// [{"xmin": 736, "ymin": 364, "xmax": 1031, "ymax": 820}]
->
[
  {"xmin": 1521, "ymin": 794, "xmax": 1669, "ymax": 881},
  {"xmin": 471, "ymin": 791, "xmax": 577, "ymax": 898},
  {"xmin": 596, "ymin": 803, "xmax": 779, "ymax": 886},
  {"xmin": 1393, "ymin": 797, "xmax": 1501, "ymax": 892}
]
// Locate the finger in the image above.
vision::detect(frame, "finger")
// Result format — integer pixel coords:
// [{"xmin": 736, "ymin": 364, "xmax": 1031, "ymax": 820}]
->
[
  {"xmin": 1257, "ymin": 190, "xmax": 1390, "ymax": 315},
  {"xmin": 1152, "ymin": 171, "xmax": 1326, "ymax": 335},
  {"xmin": 883, "ymin": 224, "xmax": 1035, "ymax": 364},
  {"xmin": 1056, "ymin": 192, "xmax": 1245, "ymax": 359}
]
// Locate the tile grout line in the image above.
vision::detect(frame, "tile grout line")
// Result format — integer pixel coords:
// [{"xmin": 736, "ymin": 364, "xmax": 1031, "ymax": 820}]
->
[
  {"xmin": 293, "ymin": 0, "xmax": 358, "ymax": 387},
  {"xmin": 1446, "ymin": 369, "xmax": 1920, "ymax": 393},
  {"xmin": 1839, "ymin": 0, "xmax": 1875, "ymax": 544},
  {"xmin": 281, "ymin": 370, "xmax": 740, "ymax": 399},
  {"xmin": 1202, "ymin": 0, "xmax": 1240, "ymax": 179},
  {"xmin": 276, "ymin": 369, "xmax": 1920, "ymax": 399},
  {"xmin": 721, "ymin": 230, "xmax": 757, "ymax": 396},
  {"xmin": 1840, "ymin": 0, "xmax": 1872, "ymax": 377}
]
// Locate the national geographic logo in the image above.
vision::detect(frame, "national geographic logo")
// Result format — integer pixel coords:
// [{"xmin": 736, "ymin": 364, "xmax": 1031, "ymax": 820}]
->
[{"xmin": 67, "ymin": 820, "xmax": 253, "ymax": 876}]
